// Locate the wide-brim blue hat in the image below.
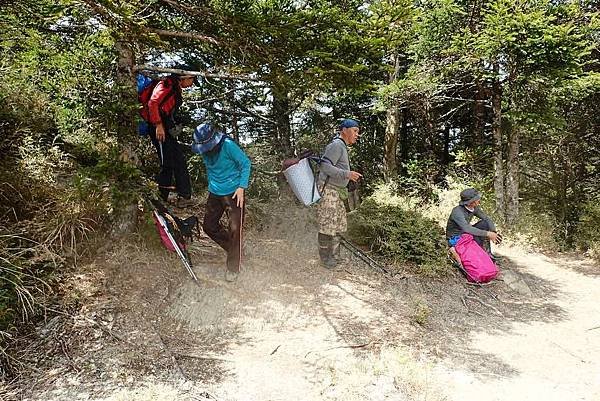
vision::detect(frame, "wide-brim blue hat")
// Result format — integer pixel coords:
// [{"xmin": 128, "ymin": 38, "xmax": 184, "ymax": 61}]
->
[{"xmin": 192, "ymin": 123, "xmax": 225, "ymax": 154}]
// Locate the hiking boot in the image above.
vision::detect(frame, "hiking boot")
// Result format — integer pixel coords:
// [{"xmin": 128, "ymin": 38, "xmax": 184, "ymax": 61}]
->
[
  {"xmin": 225, "ymin": 270, "xmax": 239, "ymax": 282},
  {"xmin": 176, "ymin": 197, "xmax": 196, "ymax": 208},
  {"xmin": 322, "ymin": 258, "xmax": 338, "ymax": 270}
]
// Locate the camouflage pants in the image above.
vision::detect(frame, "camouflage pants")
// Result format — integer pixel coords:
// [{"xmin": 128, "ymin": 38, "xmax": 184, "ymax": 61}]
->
[{"xmin": 317, "ymin": 186, "xmax": 347, "ymax": 236}]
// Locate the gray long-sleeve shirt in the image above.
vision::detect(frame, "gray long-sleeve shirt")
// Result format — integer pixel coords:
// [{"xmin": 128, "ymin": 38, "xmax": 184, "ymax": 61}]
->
[
  {"xmin": 317, "ymin": 137, "xmax": 350, "ymax": 189},
  {"xmin": 445, "ymin": 205, "xmax": 496, "ymax": 239}
]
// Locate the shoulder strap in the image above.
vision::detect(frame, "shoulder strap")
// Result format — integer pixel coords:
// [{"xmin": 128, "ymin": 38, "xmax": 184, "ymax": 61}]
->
[{"xmin": 158, "ymin": 77, "xmax": 178, "ymax": 108}]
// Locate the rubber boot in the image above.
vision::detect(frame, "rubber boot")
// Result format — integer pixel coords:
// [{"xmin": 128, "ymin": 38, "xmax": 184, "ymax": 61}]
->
[
  {"xmin": 332, "ymin": 235, "xmax": 340, "ymax": 258},
  {"xmin": 318, "ymin": 233, "xmax": 337, "ymax": 269},
  {"xmin": 332, "ymin": 234, "xmax": 347, "ymax": 264}
]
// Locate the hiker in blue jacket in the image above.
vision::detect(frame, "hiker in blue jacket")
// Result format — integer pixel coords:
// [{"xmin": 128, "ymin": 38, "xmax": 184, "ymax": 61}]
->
[{"xmin": 192, "ymin": 122, "xmax": 251, "ymax": 282}]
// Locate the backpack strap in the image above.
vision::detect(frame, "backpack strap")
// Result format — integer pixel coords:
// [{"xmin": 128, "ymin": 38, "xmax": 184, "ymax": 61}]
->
[
  {"xmin": 316, "ymin": 136, "xmax": 346, "ymax": 196},
  {"xmin": 157, "ymin": 77, "xmax": 181, "ymax": 124}
]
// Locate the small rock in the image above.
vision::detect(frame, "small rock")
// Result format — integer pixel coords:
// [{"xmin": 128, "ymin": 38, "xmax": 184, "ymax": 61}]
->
[{"xmin": 501, "ymin": 270, "xmax": 533, "ymax": 296}]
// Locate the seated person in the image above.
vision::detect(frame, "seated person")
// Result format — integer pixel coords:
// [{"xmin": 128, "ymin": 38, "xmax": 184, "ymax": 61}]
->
[{"xmin": 446, "ymin": 188, "xmax": 501, "ymax": 264}]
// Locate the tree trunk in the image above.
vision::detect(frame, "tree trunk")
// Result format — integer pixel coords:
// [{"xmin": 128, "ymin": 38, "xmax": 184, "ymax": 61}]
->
[
  {"xmin": 228, "ymin": 83, "xmax": 239, "ymax": 142},
  {"xmin": 115, "ymin": 40, "xmax": 136, "ymax": 141},
  {"xmin": 470, "ymin": 1, "xmax": 484, "ymax": 147},
  {"xmin": 492, "ymin": 63, "xmax": 505, "ymax": 219},
  {"xmin": 473, "ymin": 79, "xmax": 485, "ymax": 146},
  {"xmin": 272, "ymin": 83, "xmax": 292, "ymax": 155},
  {"xmin": 383, "ymin": 107, "xmax": 400, "ymax": 181},
  {"xmin": 443, "ymin": 125, "xmax": 450, "ymax": 166},
  {"xmin": 383, "ymin": 53, "xmax": 401, "ymax": 182},
  {"xmin": 505, "ymin": 126, "xmax": 520, "ymax": 225},
  {"xmin": 113, "ymin": 40, "xmax": 138, "ymax": 234},
  {"xmin": 400, "ymin": 108, "xmax": 409, "ymax": 167}
]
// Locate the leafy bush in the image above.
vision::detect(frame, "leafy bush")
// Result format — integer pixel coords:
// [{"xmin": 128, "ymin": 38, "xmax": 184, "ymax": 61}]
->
[
  {"xmin": 243, "ymin": 144, "xmax": 281, "ymax": 202},
  {"xmin": 347, "ymin": 194, "xmax": 450, "ymax": 276},
  {"xmin": 575, "ymin": 199, "xmax": 600, "ymax": 260},
  {"xmin": 410, "ymin": 298, "xmax": 431, "ymax": 326},
  {"xmin": 501, "ymin": 201, "xmax": 559, "ymax": 252}
]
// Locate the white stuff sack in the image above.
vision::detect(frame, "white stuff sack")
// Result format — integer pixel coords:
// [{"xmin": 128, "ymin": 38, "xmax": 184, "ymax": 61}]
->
[{"xmin": 283, "ymin": 158, "xmax": 320, "ymax": 206}]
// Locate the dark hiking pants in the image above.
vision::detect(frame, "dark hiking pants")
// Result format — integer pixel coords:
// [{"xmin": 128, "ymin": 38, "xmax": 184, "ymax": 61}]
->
[
  {"xmin": 149, "ymin": 127, "xmax": 191, "ymax": 201},
  {"xmin": 203, "ymin": 192, "xmax": 244, "ymax": 273},
  {"xmin": 473, "ymin": 220, "xmax": 492, "ymax": 252}
]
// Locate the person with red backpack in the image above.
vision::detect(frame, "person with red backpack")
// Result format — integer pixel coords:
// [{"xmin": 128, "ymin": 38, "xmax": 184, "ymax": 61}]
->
[{"xmin": 139, "ymin": 68, "xmax": 198, "ymax": 207}]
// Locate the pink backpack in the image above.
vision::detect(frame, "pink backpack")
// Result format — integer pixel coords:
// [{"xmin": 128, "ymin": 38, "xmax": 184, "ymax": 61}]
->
[
  {"xmin": 454, "ymin": 234, "xmax": 498, "ymax": 283},
  {"xmin": 153, "ymin": 211, "xmax": 185, "ymax": 252}
]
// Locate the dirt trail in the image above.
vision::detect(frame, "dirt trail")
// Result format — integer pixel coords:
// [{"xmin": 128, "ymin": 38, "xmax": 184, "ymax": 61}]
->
[
  {"xmin": 433, "ymin": 246, "xmax": 600, "ymax": 401},
  {"xmin": 16, "ymin": 194, "xmax": 600, "ymax": 401}
]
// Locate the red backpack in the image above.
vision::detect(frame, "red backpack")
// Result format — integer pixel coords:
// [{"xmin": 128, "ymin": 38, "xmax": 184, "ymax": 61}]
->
[{"xmin": 137, "ymin": 75, "xmax": 178, "ymax": 121}]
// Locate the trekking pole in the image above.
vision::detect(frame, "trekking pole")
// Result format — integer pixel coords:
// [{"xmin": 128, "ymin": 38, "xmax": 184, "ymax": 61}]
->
[
  {"xmin": 339, "ymin": 236, "xmax": 390, "ymax": 275},
  {"xmin": 152, "ymin": 210, "xmax": 198, "ymax": 282}
]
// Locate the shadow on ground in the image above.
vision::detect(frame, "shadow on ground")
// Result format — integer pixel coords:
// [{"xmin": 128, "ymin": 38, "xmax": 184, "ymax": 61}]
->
[{"xmin": 13, "ymin": 192, "xmax": 581, "ymax": 400}]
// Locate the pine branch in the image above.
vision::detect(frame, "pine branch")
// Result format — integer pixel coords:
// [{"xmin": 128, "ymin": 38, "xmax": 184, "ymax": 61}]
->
[
  {"xmin": 160, "ymin": 0, "xmax": 206, "ymax": 16},
  {"xmin": 145, "ymin": 27, "xmax": 219, "ymax": 45},
  {"xmin": 134, "ymin": 64, "xmax": 259, "ymax": 81}
]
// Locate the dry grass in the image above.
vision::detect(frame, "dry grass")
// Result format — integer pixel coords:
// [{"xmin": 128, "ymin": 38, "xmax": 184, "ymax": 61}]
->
[
  {"xmin": 320, "ymin": 345, "xmax": 447, "ymax": 401},
  {"xmin": 0, "ymin": 234, "xmax": 53, "ymax": 322}
]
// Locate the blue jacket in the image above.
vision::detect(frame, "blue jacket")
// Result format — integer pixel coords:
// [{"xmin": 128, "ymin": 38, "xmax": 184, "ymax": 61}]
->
[{"xmin": 202, "ymin": 138, "xmax": 251, "ymax": 196}]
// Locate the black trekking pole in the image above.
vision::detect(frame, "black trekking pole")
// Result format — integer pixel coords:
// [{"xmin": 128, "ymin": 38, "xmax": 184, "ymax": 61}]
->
[{"xmin": 339, "ymin": 236, "xmax": 390, "ymax": 275}]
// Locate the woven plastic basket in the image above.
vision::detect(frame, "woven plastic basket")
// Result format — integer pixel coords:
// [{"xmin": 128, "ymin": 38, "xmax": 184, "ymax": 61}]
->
[{"xmin": 283, "ymin": 158, "xmax": 321, "ymax": 206}]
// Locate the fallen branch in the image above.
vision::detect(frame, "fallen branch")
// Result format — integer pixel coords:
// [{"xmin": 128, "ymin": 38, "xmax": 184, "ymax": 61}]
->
[
  {"xmin": 305, "ymin": 340, "xmax": 381, "ymax": 358},
  {"xmin": 549, "ymin": 341, "xmax": 588, "ymax": 364},
  {"xmin": 152, "ymin": 325, "xmax": 189, "ymax": 381},
  {"xmin": 59, "ymin": 337, "xmax": 81, "ymax": 374},
  {"xmin": 464, "ymin": 293, "xmax": 503, "ymax": 317},
  {"xmin": 174, "ymin": 353, "xmax": 234, "ymax": 362},
  {"xmin": 461, "ymin": 297, "xmax": 486, "ymax": 317},
  {"xmin": 339, "ymin": 236, "xmax": 390, "ymax": 276},
  {"xmin": 44, "ymin": 306, "xmax": 128, "ymax": 344},
  {"xmin": 587, "ymin": 325, "xmax": 600, "ymax": 331}
]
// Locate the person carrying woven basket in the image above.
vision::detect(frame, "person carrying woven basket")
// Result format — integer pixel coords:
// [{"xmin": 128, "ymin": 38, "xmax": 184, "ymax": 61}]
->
[{"xmin": 316, "ymin": 119, "xmax": 362, "ymax": 269}]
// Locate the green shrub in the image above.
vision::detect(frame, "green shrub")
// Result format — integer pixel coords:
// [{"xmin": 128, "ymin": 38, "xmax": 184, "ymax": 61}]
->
[
  {"xmin": 244, "ymin": 144, "xmax": 282, "ymax": 202},
  {"xmin": 410, "ymin": 298, "xmax": 431, "ymax": 326},
  {"xmin": 575, "ymin": 199, "xmax": 600, "ymax": 260},
  {"xmin": 347, "ymin": 196, "xmax": 450, "ymax": 276},
  {"xmin": 502, "ymin": 201, "xmax": 559, "ymax": 251}
]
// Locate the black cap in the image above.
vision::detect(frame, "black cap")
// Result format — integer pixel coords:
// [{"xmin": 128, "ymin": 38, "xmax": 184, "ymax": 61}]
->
[{"xmin": 459, "ymin": 188, "xmax": 482, "ymax": 205}]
